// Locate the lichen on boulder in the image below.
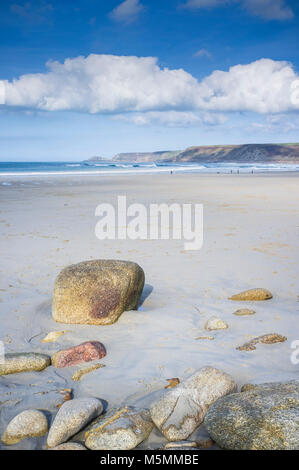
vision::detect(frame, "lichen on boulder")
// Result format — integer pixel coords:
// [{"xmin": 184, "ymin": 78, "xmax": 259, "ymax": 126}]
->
[
  {"xmin": 47, "ymin": 398, "xmax": 103, "ymax": 448},
  {"xmin": 2, "ymin": 410, "xmax": 48, "ymax": 445},
  {"xmin": 52, "ymin": 259, "xmax": 145, "ymax": 325},
  {"xmin": 84, "ymin": 406, "xmax": 154, "ymax": 450},
  {"xmin": 150, "ymin": 366, "xmax": 237, "ymax": 441},
  {"xmin": 204, "ymin": 380, "xmax": 299, "ymax": 450}
]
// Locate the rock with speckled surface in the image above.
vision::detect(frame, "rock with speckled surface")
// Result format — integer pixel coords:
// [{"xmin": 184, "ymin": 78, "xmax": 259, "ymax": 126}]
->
[
  {"xmin": 229, "ymin": 288, "xmax": 272, "ymax": 301},
  {"xmin": 2, "ymin": 410, "xmax": 48, "ymax": 445},
  {"xmin": 84, "ymin": 406, "xmax": 154, "ymax": 450},
  {"xmin": 204, "ymin": 380, "xmax": 299, "ymax": 450},
  {"xmin": 233, "ymin": 309, "xmax": 255, "ymax": 316},
  {"xmin": 237, "ymin": 333, "xmax": 287, "ymax": 351},
  {"xmin": 150, "ymin": 366, "xmax": 237, "ymax": 441},
  {"xmin": 0, "ymin": 353, "xmax": 51, "ymax": 376},
  {"xmin": 50, "ymin": 442, "xmax": 87, "ymax": 450},
  {"xmin": 51, "ymin": 341, "xmax": 106, "ymax": 368},
  {"xmin": 205, "ymin": 317, "xmax": 228, "ymax": 331},
  {"xmin": 47, "ymin": 398, "xmax": 103, "ymax": 448},
  {"xmin": 52, "ymin": 260, "xmax": 145, "ymax": 325}
]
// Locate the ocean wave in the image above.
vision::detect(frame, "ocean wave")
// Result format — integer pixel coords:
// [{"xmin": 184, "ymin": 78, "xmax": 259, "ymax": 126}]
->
[{"xmin": 0, "ymin": 161, "xmax": 298, "ymax": 177}]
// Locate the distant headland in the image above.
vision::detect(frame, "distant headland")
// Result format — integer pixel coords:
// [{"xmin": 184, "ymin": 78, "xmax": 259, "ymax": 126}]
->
[{"xmin": 109, "ymin": 143, "xmax": 299, "ymax": 164}]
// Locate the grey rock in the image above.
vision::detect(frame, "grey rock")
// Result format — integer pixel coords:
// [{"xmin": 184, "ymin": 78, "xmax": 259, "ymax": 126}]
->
[
  {"xmin": 47, "ymin": 398, "xmax": 103, "ymax": 448},
  {"xmin": 84, "ymin": 406, "xmax": 154, "ymax": 450},
  {"xmin": 204, "ymin": 380, "xmax": 299, "ymax": 450},
  {"xmin": 1, "ymin": 409, "xmax": 48, "ymax": 445},
  {"xmin": 150, "ymin": 366, "xmax": 237, "ymax": 441},
  {"xmin": 164, "ymin": 440, "xmax": 199, "ymax": 449},
  {"xmin": 50, "ymin": 442, "xmax": 87, "ymax": 450},
  {"xmin": 0, "ymin": 353, "xmax": 51, "ymax": 376}
]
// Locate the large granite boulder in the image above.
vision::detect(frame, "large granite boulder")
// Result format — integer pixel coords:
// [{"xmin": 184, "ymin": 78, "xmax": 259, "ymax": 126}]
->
[
  {"xmin": 52, "ymin": 260, "xmax": 145, "ymax": 325},
  {"xmin": 150, "ymin": 366, "xmax": 237, "ymax": 441},
  {"xmin": 204, "ymin": 380, "xmax": 299, "ymax": 450}
]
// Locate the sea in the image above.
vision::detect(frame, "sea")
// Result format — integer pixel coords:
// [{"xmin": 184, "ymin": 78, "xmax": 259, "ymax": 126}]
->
[{"xmin": 0, "ymin": 160, "xmax": 299, "ymax": 179}]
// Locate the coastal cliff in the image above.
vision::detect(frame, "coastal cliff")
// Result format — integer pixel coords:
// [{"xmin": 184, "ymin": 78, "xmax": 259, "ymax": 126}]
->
[{"xmin": 112, "ymin": 144, "xmax": 299, "ymax": 164}]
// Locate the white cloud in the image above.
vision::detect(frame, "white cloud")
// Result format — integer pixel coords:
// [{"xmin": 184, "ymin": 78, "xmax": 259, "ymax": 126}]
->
[
  {"xmin": 0, "ymin": 55, "xmax": 201, "ymax": 113},
  {"xmin": 109, "ymin": 0, "xmax": 144, "ymax": 23},
  {"xmin": 251, "ymin": 114, "xmax": 299, "ymax": 133},
  {"xmin": 114, "ymin": 110, "xmax": 227, "ymax": 127},
  {"xmin": 198, "ymin": 59, "xmax": 299, "ymax": 113},
  {"xmin": 10, "ymin": 1, "xmax": 54, "ymax": 24},
  {"xmin": 201, "ymin": 112, "xmax": 228, "ymax": 125},
  {"xmin": 1, "ymin": 55, "xmax": 299, "ymax": 116},
  {"xmin": 184, "ymin": 0, "xmax": 230, "ymax": 8},
  {"xmin": 243, "ymin": 0, "xmax": 294, "ymax": 20},
  {"xmin": 183, "ymin": 0, "xmax": 294, "ymax": 20},
  {"xmin": 114, "ymin": 111, "xmax": 202, "ymax": 127},
  {"xmin": 194, "ymin": 49, "xmax": 212, "ymax": 59}
]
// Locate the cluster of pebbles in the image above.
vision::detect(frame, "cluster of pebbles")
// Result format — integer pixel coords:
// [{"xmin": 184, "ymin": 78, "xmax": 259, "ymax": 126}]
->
[
  {"xmin": 1, "ymin": 260, "xmax": 296, "ymax": 450},
  {"xmin": 1, "ymin": 367, "xmax": 298, "ymax": 450}
]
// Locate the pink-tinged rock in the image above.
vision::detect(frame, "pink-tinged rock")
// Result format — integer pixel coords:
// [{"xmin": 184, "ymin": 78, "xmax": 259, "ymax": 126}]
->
[{"xmin": 52, "ymin": 341, "xmax": 106, "ymax": 368}]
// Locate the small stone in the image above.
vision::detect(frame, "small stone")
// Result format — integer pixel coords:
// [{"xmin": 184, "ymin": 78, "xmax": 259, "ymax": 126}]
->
[
  {"xmin": 72, "ymin": 363, "xmax": 105, "ymax": 382},
  {"xmin": 205, "ymin": 316, "xmax": 228, "ymax": 331},
  {"xmin": 52, "ymin": 341, "xmax": 106, "ymax": 368},
  {"xmin": 165, "ymin": 378, "xmax": 180, "ymax": 389},
  {"xmin": 241, "ymin": 383, "xmax": 258, "ymax": 392},
  {"xmin": 50, "ymin": 442, "xmax": 87, "ymax": 450},
  {"xmin": 47, "ymin": 397, "xmax": 103, "ymax": 448},
  {"xmin": 233, "ymin": 309, "xmax": 256, "ymax": 316},
  {"xmin": 237, "ymin": 333, "xmax": 287, "ymax": 351},
  {"xmin": 197, "ymin": 438, "xmax": 214, "ymax": 448},
  {"xmin": 2, "ymin": 410, "xmax": 48, "ymax": 445},
  {"xmin": 204, "ymin": 380, "xmax": 299, "ymax": 450},
  {"xmin": 195, "ymin": 336, "xmax": 214, "ymax": 341},
  {"xmin": 150, "ymin": 366, "xmax": 237, "ymax": 441},
  {"xmin": 42, "ymin": 331, "xmax": 66, "ymax": 343},
  {"xmin": 0, "ymin": 353, "xmax": 51, "ymax": 376},
  {"xmin": 164, "ymin": 441, "xmax": 199, "ymax": 449},
  {"xmin": 52, "ymin": 259, "xmax": 145, "ymax": 325},
  {"xmin": 163, "ymin": 446, "xmax": 201, "ymax": 451},
  {"xmin": 229, "ymin": 288, "xmax": 272, "ymax": 301},
  {"xmin": 84, "ymin": 406, "xmax": 154, "ymax": 450},
  {"xmin": 56, "ymin": 388, "xmax": 73, "ymax": 407}
]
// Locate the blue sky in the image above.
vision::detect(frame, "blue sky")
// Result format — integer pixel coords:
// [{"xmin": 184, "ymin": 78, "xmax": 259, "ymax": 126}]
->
[{"xmin": 0, "ymin": 0, "xmax": 299, "ymax": 161}]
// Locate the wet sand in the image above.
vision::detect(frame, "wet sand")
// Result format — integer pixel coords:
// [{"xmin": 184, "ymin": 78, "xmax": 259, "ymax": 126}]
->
[{"xmin": 0, "ymin": 173, "xmax": 298, "ymax": 449}]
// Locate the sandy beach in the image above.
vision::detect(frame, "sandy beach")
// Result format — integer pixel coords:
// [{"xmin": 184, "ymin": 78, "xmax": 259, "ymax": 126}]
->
[{"xmin": 0, "ymin": 172, "xmax": 298, "ymax": 450}]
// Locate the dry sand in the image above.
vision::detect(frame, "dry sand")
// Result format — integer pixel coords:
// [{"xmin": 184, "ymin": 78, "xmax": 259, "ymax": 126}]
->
[{"xmin": 0, "ymin": 173, "xmax": 298, "ymax": 449}]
